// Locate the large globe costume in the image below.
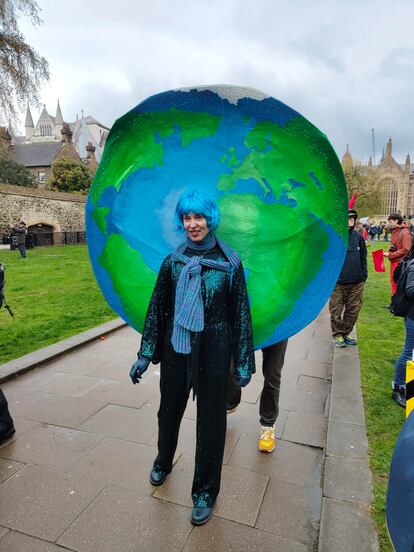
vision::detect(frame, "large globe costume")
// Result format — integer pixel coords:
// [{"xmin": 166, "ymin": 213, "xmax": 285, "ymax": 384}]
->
[{"xmin": 86, "ymin": 85, "xmax": 348, "ymax": 348}]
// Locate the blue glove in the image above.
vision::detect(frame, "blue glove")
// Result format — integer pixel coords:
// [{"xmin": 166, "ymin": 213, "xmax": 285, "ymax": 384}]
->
[
  {"xmin": 235, "ymin": 373, "xmax": 251, "ymax": 387},
  {"xmin": 129, "ymin": 354, "xmax": 150, "ymax": 384}
]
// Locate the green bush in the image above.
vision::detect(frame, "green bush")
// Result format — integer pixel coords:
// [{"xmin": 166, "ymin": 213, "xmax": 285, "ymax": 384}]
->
[
  {"xmin": 0, "ymin": 157, "xmax": 36, "ymax": 187},
  {"xmin": 47, "ymin": 157, "xmax": 91, "ymax": 193}
]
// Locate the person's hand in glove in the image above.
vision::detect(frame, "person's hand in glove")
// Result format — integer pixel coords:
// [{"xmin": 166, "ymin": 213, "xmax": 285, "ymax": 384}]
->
[
  {"xmin": 234, "ymin": 373, "xmax": 251, "ymax": 387},
  {"xmin": 129, "ymin": 354, "xmax": 150, "ymax": 384}
]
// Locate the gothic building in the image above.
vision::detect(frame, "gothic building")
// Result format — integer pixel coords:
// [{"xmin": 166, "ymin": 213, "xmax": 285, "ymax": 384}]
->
[
  {"xmin": 9, "ymin": 101, "xmax": 109, "ymax": 187},
  {"xmin": 342, "ymin": 138, "xmax": 414, "ymax": 219}
]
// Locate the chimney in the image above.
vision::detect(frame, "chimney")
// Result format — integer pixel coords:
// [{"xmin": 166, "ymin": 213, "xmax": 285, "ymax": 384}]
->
[
  {"xmin": 86, "ymin": 141, "xmax": 98, "ymax": 175},
  {"xmin": 61, "ymin": 123, "xmax": 73, "ymax": 143}
]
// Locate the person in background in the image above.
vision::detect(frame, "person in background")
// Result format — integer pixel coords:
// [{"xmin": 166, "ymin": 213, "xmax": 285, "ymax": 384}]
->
[
  {"xmin": 386, "ymin": 411, "xmax": 414, "ymax": 552},
  {"xmin": 361, "ymin": 224, "xmax": 369, "ymax": 242},
  {"xmin": 384, "ymin": 213, "xmax": 412, "ymax": 297},
  {"xmin": 390, "ymin": 242, "xmax": 414, "ymax": 407},
  {"xmin": 0, "ymin": 388, "xmax": 15, "ymax": 445},
  {"xmin": 228, "ymin": 339, "xmax": 289, "ymax": 453},
  {"xmin": 10, "ymin": 221, "xmax": 27, "ymax": 258},
  {"xmin": 329, "ymin": 202, "xmax": 367, "ymax": 348}
]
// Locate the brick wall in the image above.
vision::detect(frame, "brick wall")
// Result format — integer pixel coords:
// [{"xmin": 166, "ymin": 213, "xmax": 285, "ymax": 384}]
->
[{"xmin": 0, "ymin": 183, "xmax": 86, "ymax": 235}]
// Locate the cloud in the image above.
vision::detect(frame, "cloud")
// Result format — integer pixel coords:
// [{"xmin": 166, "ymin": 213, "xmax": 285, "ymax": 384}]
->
[{"xmin": 15, "ymin": 0, "xmax": 414, "ymax": 162}]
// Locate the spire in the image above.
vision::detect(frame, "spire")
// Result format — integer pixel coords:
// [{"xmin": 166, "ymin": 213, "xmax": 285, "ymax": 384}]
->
[
  {"xmin": 385, "ymin": 137, "xmax": 392, "ymax": 158},
  {"xmin": 55, "ymin": 99, "xmax": 63, "ymax": 125},
  {"xmin": 54, "ymin": 99, "xmax": 64, "ymax": 139},
  {"xmin": 25, "ymin": 105, "xmax": 34, "ymax": 128},
  {"xmin": 25, "ymin": 104, "xmax": 34, "ymax": 141},
  {"xmin": 406, "ymin": 153, "xmax": 411, "ymax": 174}
]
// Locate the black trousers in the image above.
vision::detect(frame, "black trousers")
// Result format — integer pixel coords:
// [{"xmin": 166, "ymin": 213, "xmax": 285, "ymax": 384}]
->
[
  {"xmin": 0, "ymin": 388, "xmax": 14, "ymax": 430},
  {"xmin": 228, "ymin": 339, "xmax": 288, "ymax": 426},
  {"xmin": 17, "ymin": 244, "xmax": 26, "ymax": 258},
  {"xmin": 154, "ymin": 344, "xmax": 230, "ymax": 508}
]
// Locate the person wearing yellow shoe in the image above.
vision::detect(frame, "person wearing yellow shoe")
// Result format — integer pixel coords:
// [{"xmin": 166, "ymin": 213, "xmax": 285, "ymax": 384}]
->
[{"xmin": 228, "ymin": 339, "xmax": 288, "ymax": 453}]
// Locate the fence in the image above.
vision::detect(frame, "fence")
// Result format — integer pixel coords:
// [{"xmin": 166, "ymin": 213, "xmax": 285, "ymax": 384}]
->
[{"xmin": 3, "ymin": 232, "xmax": 87, "ymax": 248}]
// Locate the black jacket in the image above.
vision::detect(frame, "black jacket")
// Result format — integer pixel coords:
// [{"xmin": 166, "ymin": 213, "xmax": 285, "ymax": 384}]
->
[
  {"xmin": 404, "ymin": 260, "xmax": 414, "ymax": 319},
  {"xmin": 11, "ymin": 226, "xmax": 27, "ymax": 245},
  {"xmin": 138, "ymin": 244, "xmax": 255, "ymax": 395},
  {"xmin": 337, "ymin": 230, "xmax": 368, "ymax": 284}
]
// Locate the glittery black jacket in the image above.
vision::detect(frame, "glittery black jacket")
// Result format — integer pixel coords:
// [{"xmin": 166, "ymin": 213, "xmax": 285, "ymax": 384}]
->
[{"xmin": 139, "ymin": 245, "xmax": 255, "ymax": 384}]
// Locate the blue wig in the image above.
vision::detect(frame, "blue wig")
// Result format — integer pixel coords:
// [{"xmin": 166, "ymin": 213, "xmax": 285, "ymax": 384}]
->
[{"xmin": 174, "ymin": 189, "xmax": 221, "ymax": 232}]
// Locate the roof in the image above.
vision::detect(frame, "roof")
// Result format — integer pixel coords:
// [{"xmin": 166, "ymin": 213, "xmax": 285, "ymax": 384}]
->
[
  {"xmin": 72, "ymin": 118, "xmax": 103, "ymax": 162},
  {"xmin": 11, "ymin": 142, "xmax": 62, "ymax": 167},
  {"xmin": 99, "ymin": 130, "xmax": 109, "ymax": 147},
  {"xmin": 83, "ymin": 116, "xmax": 110, "ymax": 130}
]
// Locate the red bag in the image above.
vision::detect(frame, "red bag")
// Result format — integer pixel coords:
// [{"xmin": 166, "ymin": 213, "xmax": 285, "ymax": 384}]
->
[{"xmin": 372, "ymin": 249, "xmax": 385, "ymax": 272}]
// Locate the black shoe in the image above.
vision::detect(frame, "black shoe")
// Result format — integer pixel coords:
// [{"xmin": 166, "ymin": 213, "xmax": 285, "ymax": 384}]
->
[
  {"xmin": 392, "ymin": 385, "xmax": 406, "ymax": 408},
  {"xmin": 0, "ymin": 426, "xmax": 15, "ymax": 446},
  {"xmin": 191, "ymin": 505, "xmax": 214, "ymax": 526},
  {"xmin": 149, "ymin": 467, "xmax": 168, "ymax": 486}
]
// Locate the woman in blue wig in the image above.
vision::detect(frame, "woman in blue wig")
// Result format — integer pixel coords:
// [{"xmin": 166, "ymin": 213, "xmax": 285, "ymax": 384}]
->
[{"xmin": 130, "ymin": 189, "xmax": 255, "ymax": 526}]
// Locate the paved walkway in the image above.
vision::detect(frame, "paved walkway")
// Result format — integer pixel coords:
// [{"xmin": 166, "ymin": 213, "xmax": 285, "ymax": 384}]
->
[{"xmin": 0, "ymin": 310, "xmax": 377, "ymax": 551}]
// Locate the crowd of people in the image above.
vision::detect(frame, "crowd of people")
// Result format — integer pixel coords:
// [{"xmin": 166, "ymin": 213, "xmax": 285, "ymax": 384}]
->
[{"xmin": 328, "ymin": 205, "xmax": 414, "ymax": 410}]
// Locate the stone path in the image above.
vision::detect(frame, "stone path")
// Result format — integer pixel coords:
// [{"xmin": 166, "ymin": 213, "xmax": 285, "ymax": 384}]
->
[{"xmin": 0, "ymin": 310, "xmax": 377, "ymax": 551}]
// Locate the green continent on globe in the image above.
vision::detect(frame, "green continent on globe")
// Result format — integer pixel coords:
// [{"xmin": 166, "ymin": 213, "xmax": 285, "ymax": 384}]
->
[
  {"xmin": 92, "ymin": 207, "xmax": 110, "ymax": 235},
  {"xmin": 213, "ymin": 116, "xmax": 346, "ymax": 345},
  {"xmin": 99, "ymin": 233, "xmax": 157, "ymax": 329},
  {"xmin": 218, "ymin": 194, "xmax": 330, "ymax": 345},
  {"xmin": 90, "ymin": 108, "xmax": 221, "ymax": 206},
  {"xmin": 217, "ymin": 117, "xmax": 346, "ymax": 237}
]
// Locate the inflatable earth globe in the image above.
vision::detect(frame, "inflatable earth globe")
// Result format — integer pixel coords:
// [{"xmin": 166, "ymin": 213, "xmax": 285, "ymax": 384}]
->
[{"xmin": 86, "ymin": 85, "xmax": 348, "ymax": 349}]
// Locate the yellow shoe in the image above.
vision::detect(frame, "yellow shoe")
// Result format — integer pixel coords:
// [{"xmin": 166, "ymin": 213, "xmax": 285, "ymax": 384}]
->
[{"xmin": 258, "ymin": 425, "xmax": 275, "ymax": 453}]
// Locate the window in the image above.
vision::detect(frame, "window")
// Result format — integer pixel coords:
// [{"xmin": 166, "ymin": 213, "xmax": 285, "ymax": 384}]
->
[
  {"xmin": 380, "ymin": 179, "xmax": 398, "ymax": 214},
  {"xmin": 38, "ymin": 171, "xmax": 46, "ymax": 184}
]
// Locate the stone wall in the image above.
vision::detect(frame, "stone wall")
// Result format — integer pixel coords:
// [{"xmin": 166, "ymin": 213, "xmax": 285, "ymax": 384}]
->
[{"xmin": 0, "ymin": 183, "xmax": 86, "ymax": 235}]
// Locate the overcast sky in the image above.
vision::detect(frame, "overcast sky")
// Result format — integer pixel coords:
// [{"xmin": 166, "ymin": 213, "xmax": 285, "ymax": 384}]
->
[{"xmin": 18, "ymin": 0, "xmax": 414, "ymax": 164}]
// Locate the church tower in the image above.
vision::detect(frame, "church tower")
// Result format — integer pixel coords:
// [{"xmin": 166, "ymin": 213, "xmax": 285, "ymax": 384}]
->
[{"xmin": 341, "ymin": 145, "xmax": 353, "ymax": 174}]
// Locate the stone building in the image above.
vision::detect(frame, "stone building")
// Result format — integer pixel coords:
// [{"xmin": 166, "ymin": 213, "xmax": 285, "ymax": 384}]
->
[
  {"xmin": 9, "ymin": 101, "xmax": 108, "ymax": 186},
  {"xmin": 342, "ymin": 138, "xmax": 414, "ymax": 219}
]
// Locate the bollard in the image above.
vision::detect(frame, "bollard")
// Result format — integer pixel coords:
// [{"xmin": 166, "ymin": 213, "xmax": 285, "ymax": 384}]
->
[{"xmin": 406, "ymin": 353, "xmax": 414, "ymax": 418}]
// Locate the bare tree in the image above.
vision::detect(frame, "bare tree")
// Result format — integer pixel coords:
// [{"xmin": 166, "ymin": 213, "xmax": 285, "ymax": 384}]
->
[
  {"xmin": 344, "ymin": 162, "xmax": 382, "ymax": 217},
  {"xmin": 0, "ymin": 0, "xmax": 49, "ymax": 125}
]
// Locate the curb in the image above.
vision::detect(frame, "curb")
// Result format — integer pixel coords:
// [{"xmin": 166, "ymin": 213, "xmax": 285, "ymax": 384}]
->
[
  {"xmin": 0, "ymin": 318, "xmax": 127, "ymax": 384},
  {"xmin": 318, "ymin": 339, "xmax": 379, "ymax": 551}
]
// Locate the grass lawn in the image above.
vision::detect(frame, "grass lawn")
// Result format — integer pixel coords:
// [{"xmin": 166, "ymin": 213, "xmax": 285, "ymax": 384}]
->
[
  {"xmin": 357, "ymin": 240, "xmax": 406, "ymax": 552},
  {"xmin": 0, "ymin": 244, "xmax": 116, "ymax": 365}
]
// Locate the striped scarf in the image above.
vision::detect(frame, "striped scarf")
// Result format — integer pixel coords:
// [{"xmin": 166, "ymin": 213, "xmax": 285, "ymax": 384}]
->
[{"xmin": 171, "ymin": 233, "xmax": 240, "ymax": 354}]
